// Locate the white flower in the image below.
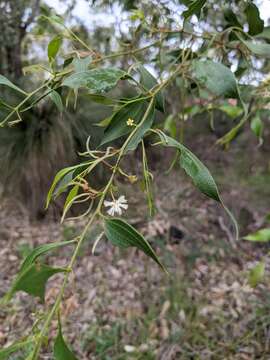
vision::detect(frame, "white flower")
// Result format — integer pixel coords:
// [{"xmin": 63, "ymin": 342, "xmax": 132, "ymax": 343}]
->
[{"xmin": 104, "ymin": 195, "xmax": 128, "ymax": 216}]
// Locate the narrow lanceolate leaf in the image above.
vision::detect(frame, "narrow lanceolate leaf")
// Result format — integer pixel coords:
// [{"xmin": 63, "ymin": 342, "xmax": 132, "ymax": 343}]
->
[
  {"xmin": 50, "ymin": 90, "xmax": 64, "ymax": 112},
  {"xmin": 158, "ymin": 132, "xmax": 239, "ymax": 239},
  {"xmin": 20, "ymin": 240, "xmax": 76, "ymax": 273},
  {"xmin": 45, "ymin": 15, "xmax": 65, "ymax": 26},
  {"xmin": 179, "ymin": 145, "xmax": 220, "ymax": 201},
  {"xmin": 249, "ymin": 262, "xmax": 265, "ymax": 287},
  {"xmin": 256, "ymin": 26, "xmax": 270, "ymax": 40},
  {"xmin": 243, "ymin": 41, "xmax": 270, "ymax": 57},
  {"xmin": 10, "ymin": 264, "xmax": 66, "ymax": 302},
  {"xmin": 126, "ymin": 101, "xmax": 155, "ymax": 152},
  {"xmin": 158, "ymin": 134, "xmax": 220, "ymax": 201},
  {"xmin": 48, "ymin": 35, "xmax": 62, "ymax": 61},
  {"xmin": 54, "ymin": 318, "xmax": 78, "ymax": 360},
  {"xmin": 61, "ymin": 185, "xmax": 80, "ymax": 222},
  {"xmin": 138, "ymin": 65, "xmax": 164, "ymax": 112},
  {"xmin": 5, "ymin": 241, "xmax": 73, "ymax": 302},
  {"xmin": 46, "ymin": 167, "xmax": 75, "ymax": 208},
  {"xmin": 104, "ymin": 218, "xmax": 167, "ymax": 273},
  {"xmin": 0, "ymin": 75, "xmax": 26, "ymax": 95},
  {"xmin": 192, "ymin": 60, "xmax": 239, "ymax": 98},
  {"xmin": 244, "ymin": 228, "xmax": 270, "ymax": 242},
  {"xmin": 46, "ymin": 161, "xmax": 90, "ymax": 208},
  {"xmin": 62, "ymin": 68, "xmax": 125, "ymax": 92},
  {"xmin": 183, "ymin": 0, "xmax": 206, "ymax": 20},
  {"xmin": 100, "ymin": 98, "xmax": 147, "ymax": 146},
  {"xmin": 251, "ymin": 115, "xmax": 263, "ymax": 143},
  {"xmin": 0, "ymin": 339, "xmax": 33, "ymax": 360},
  {"xmin": 245, "ymin": 2, "xmax": 264, "ymax": 36},
  {"xmin": 86, "ymin": 93, "xmax": 118, "ymax": 106}
]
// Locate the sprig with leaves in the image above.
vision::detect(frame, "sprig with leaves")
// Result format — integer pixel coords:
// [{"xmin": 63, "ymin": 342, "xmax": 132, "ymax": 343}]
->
[{"xmin": 0, "ymin": 1, "xmax": 270, "ymax": 357}]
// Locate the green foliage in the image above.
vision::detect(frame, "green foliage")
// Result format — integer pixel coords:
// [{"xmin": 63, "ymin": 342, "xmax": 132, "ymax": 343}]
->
[
  {"xmin": 54, "ymin": 317, "xmax": 78, "ymax": 360},
  {"xmin": 49, "ymin": 90, "xmax": 63, "ymax": 112},
  {"xmin": 183, "ymin": 0, "xmax": 206, "ymax": 20},
  {"xmin": 192, "ymin": 60, "xmax": 239, "ymax": 98},
  {"xmin": 48, "ymin": 35, "xmax": 63, "ymax": 62},
  {"xmin": 251, "ymin": 114, "xmax": 263, "ymax": 143},
  {"xmin": 244, "ymin": 40, "xmax": 270, "ymax": 57},
  {"xmin": 158, "ymin": 133, "xmax": 220, "ymax": 201},
  {"xmin": 245, "ymin": 2, "xmax": 264, "ymax": 36},
  {"xmin": 104, "ymin": 218, "xmax": 167, "ymax": 272},
  {"xmin": 1, "ymin": 1, "xmax": 269, "ymax": 357},
  {"xmin": 19, "ymin": 240, "xmax": 76, "ymax": 272},
  {"xmin": 62, "ymin": 68, "xmax": 126, "ymax": 92},
  {"xmin": 100, "ymin": 99, "xmax": 148, "ymax": 145},
  {"xmin": 0, "ymin": 75, "xmax": 26, "ymax": 95},
  {"xmin": 10, "ymin": 263, "xmax": 66, "ymax": 302},
  {"xmin": 244, "ymin": 228, "xmax": 270, "ymax": 242},
  {"xmin": 138, "ymin": 65, "xmax": 164, "ymax": 112}
]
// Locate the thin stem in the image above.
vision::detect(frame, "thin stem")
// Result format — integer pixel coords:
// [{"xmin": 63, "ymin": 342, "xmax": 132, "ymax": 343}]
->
[{"xmin": 0, "ymin": 81, "xmax": 50, "ymax": 127}]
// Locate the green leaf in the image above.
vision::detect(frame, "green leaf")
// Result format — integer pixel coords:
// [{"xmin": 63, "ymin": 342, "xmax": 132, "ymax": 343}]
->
[
  {"xmin": 256, "ymin": 26, "xmax": 270, "ymax": 40},
  {"xmin": 164, "ymin": 114, "xmax": 177, "ymax": 137},
  {"xmin": 46, "ymin": 166, "xmax": 75, "ymax": 208},
  {"xmin": 244, "ymin": 228, "xmax": 270, "ymax": 242},
  {"xmin": 251, "ymin": 115, "xmax": 263, "ymax": 140},
  {"xmin": 43, "ymin": 14, "xmax": 65, "ymax": 26},
  {"xmin": 61, "ymin": 185, "xmax": 80, "ymax": 222},
  {"xmin": 192, "ymin": 60, "xmax": 239, "ymax": 98},
  {"xmin": 245, "ymin": 2, "xmax": 264, "ymax": 36},
  {"xmin": 126, "ymin": 102, "xmax": 155, "ymax": 151},
  {"xmin": 62, "ymin": 68, "xmax": 125, "ymax": 92},
  {"xmin": 20, "ymin": 240, "xmax": 76, "ymax": 273},
  {"xmin": 159, "ymin": 134, "xmax": 220, "ymax": 201},
  {"xmin": 138, "ymin": 65, "xmax": 164, "ymax": 112},
  {"xmin": 50, "ymin": 90, "xmax": 64, "ymax": 112},
  {"xmin": 86, "ymin": 93, "xmax": 118, "ymax": 106},
  {"xmin": 4, "ymin": 241, "xmax": 74, "ymax": 302},
  {"xmin": 73, "ymin": 56, "xmax": 91, "ymax": 72},
  {"xmin": 224, "ymin": 9, "xmax": 242, "ymax": 29},
  {"xmin": 219, "ymin": 105, "xmax": 243, "ymax": 118},
  {"xmin": 248, "ymin": 261, "xmax": 265, "ymax": 287},
  {"xmin": 10, "ymin": 264, "xmax": 65, "ymax": 302},
  {"xmin": 179, "ymin": 146, "xmax": 220, "ymax": 201},
  {"xmin": 104, "ymin": 218, "xmax": 167, "ymax": 272},
  {"xmin": 0, "ymin": 339, "xmax": 33, "ymax": 360},
  {"xmin": 48, "ymin": 35, "xmax": 62, "ymax": 61},
  {"xmin": 158, "ymin": 132, "xmax": 239, "ymax": 240},
  {"xmin": 100, "ymin": 99, "xmax": 146, "ymax": 146},
  {"xmin": 243, "ymin": 41, "xmax": 270, "ymax": 57},
  {"xmin": 54, "ymin": 318, "xmax": 78, "ymax": 360},
  {"xmin": 0, "ymin": 75, "xmax": 26, "ymax": 95},
  {"xmin": 183, "ymin": 0, "xmax": 206, "ymax": 20},
  {"xmin": 23, "ymin": 64, "xmax": 46, "ymax": 75}
]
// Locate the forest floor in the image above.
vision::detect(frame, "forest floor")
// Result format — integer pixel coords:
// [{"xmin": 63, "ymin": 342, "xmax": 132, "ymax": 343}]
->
[{"xmin": 1, "ymin": 128, "xmax": 270, "ymax": 360}]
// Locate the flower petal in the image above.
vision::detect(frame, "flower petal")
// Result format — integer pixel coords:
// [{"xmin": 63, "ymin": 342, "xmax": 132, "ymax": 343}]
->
[
  {"xmin": 119, "ymin": 203, "xmax": 128, "ymax": 210},
  {"xmin": 104, "ymin": 200, "xmax": 114, "ymax": 207}
]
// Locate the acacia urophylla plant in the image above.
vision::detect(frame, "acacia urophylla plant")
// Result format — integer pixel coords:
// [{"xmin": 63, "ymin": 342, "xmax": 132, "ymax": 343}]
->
[{"xmin": 1, "ymin": 1, "xmax": 270, "ymax": 358}]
